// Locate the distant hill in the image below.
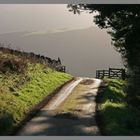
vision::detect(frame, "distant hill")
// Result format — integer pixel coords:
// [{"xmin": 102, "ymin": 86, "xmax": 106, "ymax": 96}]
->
[{"xmin": 0, "ymin": 26, "xmax": 123, "ymax": 77}]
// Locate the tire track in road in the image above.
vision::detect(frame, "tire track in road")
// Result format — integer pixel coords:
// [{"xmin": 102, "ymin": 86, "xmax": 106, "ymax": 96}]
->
[{"xmin": 17, "ymin": 77, "xmax": 102, "ymax": 136}]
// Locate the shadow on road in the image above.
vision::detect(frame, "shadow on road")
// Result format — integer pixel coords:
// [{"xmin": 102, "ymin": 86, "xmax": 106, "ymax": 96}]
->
[{"xmin": 22, "ymin": 110, "xmax": 98, "ymax": 136}]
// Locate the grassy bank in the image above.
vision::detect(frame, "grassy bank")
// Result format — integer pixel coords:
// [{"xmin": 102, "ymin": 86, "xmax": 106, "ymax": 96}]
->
[
  {"xmin": 0, "ymin": 51, "xmax": 72, "ymax": 135},
  {"xmin": 97, "ymin": 78, "xmax": 140, "ymax": 135}
]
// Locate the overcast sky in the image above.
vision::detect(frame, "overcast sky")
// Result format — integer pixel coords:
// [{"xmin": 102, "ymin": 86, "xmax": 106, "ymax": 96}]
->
[
  {"xmin": 0, "ymin": 4, "xmax": 124, "ymax": 76},
  {"xmin": 0, "ymin": 4, "xmax": 96, "ymax": 34}
]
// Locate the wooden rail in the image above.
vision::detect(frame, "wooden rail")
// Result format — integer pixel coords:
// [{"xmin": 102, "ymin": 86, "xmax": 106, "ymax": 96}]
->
[{"xmin": 96, "ymin": 68, "xmax": 125, "ymax": 80}]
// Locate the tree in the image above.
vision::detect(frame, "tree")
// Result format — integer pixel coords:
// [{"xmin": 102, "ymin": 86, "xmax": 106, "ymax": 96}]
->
[{"xmin": 68, "ymin": 4, "xmax": 140, "ymax": 106}]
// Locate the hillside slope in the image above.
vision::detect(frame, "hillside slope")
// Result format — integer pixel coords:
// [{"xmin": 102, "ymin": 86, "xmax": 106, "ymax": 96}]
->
[{"xmin": 0, "ymin": 48, "xmax": 72, "ymax": 135}]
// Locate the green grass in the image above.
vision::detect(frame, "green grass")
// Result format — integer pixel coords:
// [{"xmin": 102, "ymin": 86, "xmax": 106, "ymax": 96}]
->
[
  {"xmin": 98, "ymin": 78, "xmax": 140, "ymax": 135},
  {"xmin": 0, "ymin": 52, "xmax": 73, "ymax": 135}
]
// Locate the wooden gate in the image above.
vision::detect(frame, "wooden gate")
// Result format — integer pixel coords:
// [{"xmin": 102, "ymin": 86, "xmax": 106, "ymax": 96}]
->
[{"xmin": 96, "ymin": 68, "xmax": 125, "ymax": 80}]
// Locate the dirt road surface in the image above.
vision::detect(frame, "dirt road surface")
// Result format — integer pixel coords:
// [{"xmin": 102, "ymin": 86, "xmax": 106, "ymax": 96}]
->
[{"xmin": 17, "ymin": 77, "xmax": 102, "ymax": 136}]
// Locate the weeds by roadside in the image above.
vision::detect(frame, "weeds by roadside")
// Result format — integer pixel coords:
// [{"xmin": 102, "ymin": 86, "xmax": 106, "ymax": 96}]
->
[{"xmin": 96, "ymin": 78, "xmax": 140, "ymax": 135}]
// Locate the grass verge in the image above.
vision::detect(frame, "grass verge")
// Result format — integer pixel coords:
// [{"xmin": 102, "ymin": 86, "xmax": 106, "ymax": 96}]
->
[
  {"xmin": 96, "ymin": 78, "xmax": 140, "ymax": 135},
  {"xmin": 0, "ymin": 59, "xmax": 72, "ymax": 135}
]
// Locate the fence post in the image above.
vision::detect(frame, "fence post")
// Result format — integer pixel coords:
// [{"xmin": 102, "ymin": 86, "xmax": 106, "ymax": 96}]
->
[
  {"xmin": 64, "ymin": 66, "xmax": 66, "ymax": 72},
  {"xmin": 97, "ymin": 70, "xmax": 99, "ymax": 78},
  {"xmin": 98, "ymin": 71, "xmax": 100, "ymax": 78},
  {"xmin": 122, "ymin": 69, "xmax": 125, "ymax": 80},
  {"xmin": 103, "ymin": 70, "xmax": 105, "ymax": 78},
  {"xmin": 109, "ymin": 68, "xmax": 111, "ymax": 78},
  {"xmin": 96, "ymin": 70, "xmax": 98, "ymax": 78}
]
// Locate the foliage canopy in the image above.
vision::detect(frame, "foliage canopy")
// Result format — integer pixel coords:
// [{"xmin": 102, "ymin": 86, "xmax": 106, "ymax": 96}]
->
[{"xmin": 68, "ymin": 4, "xmax": 140, "ymax": 106}]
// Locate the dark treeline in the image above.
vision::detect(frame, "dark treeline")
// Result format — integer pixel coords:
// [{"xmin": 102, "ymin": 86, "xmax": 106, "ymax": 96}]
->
[
  {"xmin": 0, "ymin": 45, "xmax": 66, "ymax": 73},
  {"xmin": 68, "ymin": 4, "xmax": 140, "ymax": 108}
]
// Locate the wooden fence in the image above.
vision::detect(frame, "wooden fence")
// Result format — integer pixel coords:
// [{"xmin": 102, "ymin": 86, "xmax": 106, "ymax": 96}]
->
[{"xmin": 96, "ymin": 68, "xmax": 126, "ymax": 80}]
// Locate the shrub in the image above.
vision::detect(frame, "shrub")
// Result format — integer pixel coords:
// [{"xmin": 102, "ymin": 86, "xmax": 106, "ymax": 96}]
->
[{"xmin": 0, "ymin": 58, "xmax": 27, "ymax": 74}]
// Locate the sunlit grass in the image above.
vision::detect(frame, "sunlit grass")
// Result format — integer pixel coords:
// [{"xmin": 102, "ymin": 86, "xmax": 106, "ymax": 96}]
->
[
  {"xmin": 0, "ymin": 52, "xmax": 73, "ymax": 135},
  {"xmin": 98, "ymin": 78, "xmax": 140, "ymax": 135}
]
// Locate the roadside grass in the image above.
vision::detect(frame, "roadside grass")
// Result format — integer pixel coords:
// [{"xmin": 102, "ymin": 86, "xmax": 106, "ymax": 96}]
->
[
  {"xmin": 97, "ymin": 78, "xmax": 140, "ymax": 135},
  {"xmin": 0, "ymin": 52, "xmax": 72, "ymax": 135}
]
